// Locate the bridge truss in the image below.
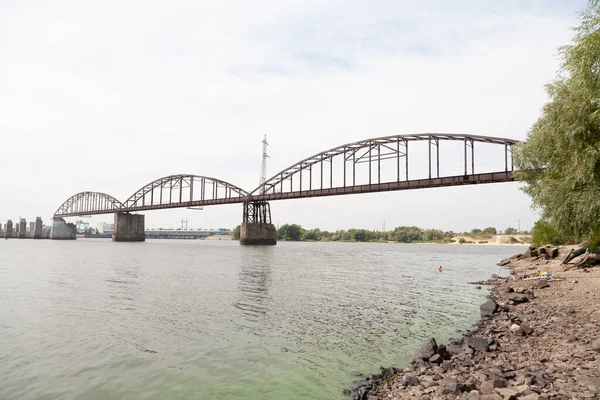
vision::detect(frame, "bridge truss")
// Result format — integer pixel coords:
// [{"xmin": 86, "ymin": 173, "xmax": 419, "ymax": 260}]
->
[
  {"xmin": 53, "ymin": 133, "xmax": 521, "ymax": 217},
  {"xmin": 249, "ymin": 133, "xmax": 520, "ymax": 200}
]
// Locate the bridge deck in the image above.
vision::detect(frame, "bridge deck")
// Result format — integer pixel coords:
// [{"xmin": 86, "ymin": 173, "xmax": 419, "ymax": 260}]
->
[{"xmin": 54, "ymin": 171, "xmax": 514, "ymax": 217}]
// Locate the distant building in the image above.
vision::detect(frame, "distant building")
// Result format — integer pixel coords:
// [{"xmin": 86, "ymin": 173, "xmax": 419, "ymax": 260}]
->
[
  {"xmin": 75, "ymin": 220, "xmax": 90, "ymax": 233},
  {"xmin": 96, "ymin": 223, "xmax": 114, "ymax": 234}
]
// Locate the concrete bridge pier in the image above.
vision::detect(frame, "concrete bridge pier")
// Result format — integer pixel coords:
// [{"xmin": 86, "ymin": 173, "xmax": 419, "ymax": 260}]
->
[
  {"xmin": 113, "ymin": 212, "xmax": 145, "ymax": 242},
  {"xmin": 5, "ymin": 220, "xmax": 13, "ymax": 239},
  {"xmin": 50, "ymin": 217, "xmax": 77, "ymax": 240},
  {"xmin": 240, "ymin": 201, "xmax": 277, "ymax": 245},
  {"xmin": 33, "ymin": 217, "xmax": 43, "ymax": 239}
]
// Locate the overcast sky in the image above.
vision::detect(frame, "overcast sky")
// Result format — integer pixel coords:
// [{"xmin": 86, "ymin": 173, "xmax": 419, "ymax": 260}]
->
[{"xmin": 0, "ymin": 0, "xmax": 587, "ymax": 232}]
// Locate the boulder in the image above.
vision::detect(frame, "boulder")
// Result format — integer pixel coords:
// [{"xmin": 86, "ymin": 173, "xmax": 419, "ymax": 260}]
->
[
  {"xmin": 480, "ymin": 300, "xmax": 498, "ymax": 318},
  {"xmin": 380, "ymin": 367, "xmax": 396, "ymax": 379},
  {"xmin": 402, "ymin": 374, "xmax": 420, "ymax": 386},
  {"xmin": 413, "ymin": 338, "xmax": 438, "ymax": 361},
  {"xmin": 507, "ymin": 293, "xmax": 529, "ymax": 304},
  {"xmin": 488, "ymin": 376, "xmax": 508, "ymax": 388},
  {"xmin": 466, "ymin": 337, "xmax": 490, "ymax": 353},
  {"xmin": 522, "ymin": 248, "xmax": 538, "ymax": 258},
  {"xmin": 442, "ymin": 383, "xmax": 461, "ymax": 394},
  {"xmin": 498, "ymin": 259, "xmax": 510, "ymax": 266},
  {"xmin": 429, "ymin": 354, "xmax": 443, "ymax": 364},
  {"xmin": 437, "ymin": 344, "xmax": 450, "ymax": 360}
]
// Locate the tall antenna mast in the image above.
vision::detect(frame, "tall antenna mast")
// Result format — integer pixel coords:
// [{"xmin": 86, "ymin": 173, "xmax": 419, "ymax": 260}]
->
[{"xmin": 259, "ymin": 135, "xmax": 269, "ymax": 194}]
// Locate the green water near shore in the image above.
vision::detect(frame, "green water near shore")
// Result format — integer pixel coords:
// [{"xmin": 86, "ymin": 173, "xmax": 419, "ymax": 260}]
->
[{"xmin": 0, "ymin": 240, "xmax": 521, "ymax": 399}]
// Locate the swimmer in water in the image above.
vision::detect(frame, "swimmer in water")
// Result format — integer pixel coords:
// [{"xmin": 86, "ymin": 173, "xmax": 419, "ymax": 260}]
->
[{"xmin": 438, "ymin": 266, "xmax": 443, "ymax": 272}]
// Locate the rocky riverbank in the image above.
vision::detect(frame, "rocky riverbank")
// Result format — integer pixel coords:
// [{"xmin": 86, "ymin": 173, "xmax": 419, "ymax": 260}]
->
[{"xmin": 349, "ymin": 245, "xmax": 600, "ymax": 399}]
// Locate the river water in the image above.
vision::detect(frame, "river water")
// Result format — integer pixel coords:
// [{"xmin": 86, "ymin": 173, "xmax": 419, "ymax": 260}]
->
[{"xmin": 0, "ymin": 239, "xmax": 522, "ymax": 400}]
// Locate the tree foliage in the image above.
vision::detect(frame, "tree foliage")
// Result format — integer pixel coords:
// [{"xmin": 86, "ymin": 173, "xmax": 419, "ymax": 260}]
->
[
  {"xmin": 504, "ymin": 227, "xmax": 518, "ymax": 235},
  {"xmin": 514, "ymin": 1, "xmax": 600, "ymax": 242},
  {"xmin": 482, "ymin": 227, "xmax": 497, "ymax": 235},
  {"xmin": 277, "ymin": 224, "xmax": 305, "ymax": 241},
  {"xmin": 232, "ymin": 225, "xmax": 241, "ymax": 240},
  {"xmin": 531, "ymin": 219, "xmax": 566, "ymax": 247}
]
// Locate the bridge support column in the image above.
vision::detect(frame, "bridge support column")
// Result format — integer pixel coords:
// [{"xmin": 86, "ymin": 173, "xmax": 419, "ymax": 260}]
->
[
  {"xmin": 33, "ymin": 217, "xmax": 43, "ymax": 239},
  {"xmin": 240, "ymin": 201, "xmax": 277, "ymax": 245},
  {"xmin": 5, "ymin": 220, "xmax": 13, "ymax": 239},
  {"xmin": 51, "ymin": 217, "xmax": 77, "ymax": 240},
  {"xmin": 113, "ymin": 212, "xmax": 145, "ymax": 242}
]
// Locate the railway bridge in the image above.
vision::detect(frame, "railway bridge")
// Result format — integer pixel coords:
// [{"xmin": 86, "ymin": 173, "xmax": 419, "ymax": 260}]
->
[{"xmin": 52, "ymin": 133, "xmax": 521, "ymax": 244}]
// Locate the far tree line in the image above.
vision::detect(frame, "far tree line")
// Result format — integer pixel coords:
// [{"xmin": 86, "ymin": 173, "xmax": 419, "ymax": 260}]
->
[{"xmin": 231, "ymin": 224, "xmax": 526, "ymax": 243}]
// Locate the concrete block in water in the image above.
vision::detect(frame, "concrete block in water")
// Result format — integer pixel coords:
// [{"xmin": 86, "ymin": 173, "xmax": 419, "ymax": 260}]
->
[
  {"xmin": 112, "ymin": 212, "xmax": 145, "ymax": 242},
  {"xmin": 50, "ymin": 217, "xmax": 76, "ymax": 240},
  {"xmin": 239, "ymin": 222, "xmax": 277, "ymax": 245}
]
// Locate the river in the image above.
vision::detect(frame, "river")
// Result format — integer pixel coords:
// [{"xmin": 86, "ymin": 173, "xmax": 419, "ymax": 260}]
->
[{"xmin": 0, "ymin": 239, "xmax": 522, "ymax": 400}]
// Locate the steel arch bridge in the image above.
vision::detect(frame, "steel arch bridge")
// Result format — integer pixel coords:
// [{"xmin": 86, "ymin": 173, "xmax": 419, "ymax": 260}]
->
[{"xmin": 53, "ymin": 133, "xmax": 521, "ymax": 217}]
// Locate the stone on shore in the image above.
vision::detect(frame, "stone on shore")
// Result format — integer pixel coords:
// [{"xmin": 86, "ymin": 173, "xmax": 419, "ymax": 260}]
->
[
  {"xmin": 402, "ymin": 374, "xmax": 419, "ymax": 386},
  {"xmin": 510, "ymin": 324, "xmax": 525, "ymax": 336},
  {"xmin": 413, "ymin": 338, "xmax": 437, "ymax": 362},
  {"xmin": 480, "ymin": 300, "xmax": 498, "ymax": 317}
]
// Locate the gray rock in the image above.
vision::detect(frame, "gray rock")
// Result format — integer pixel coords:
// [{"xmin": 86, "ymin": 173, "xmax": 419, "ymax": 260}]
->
[
  {"xmin": 490, "ymin": 376, "xmax": 508, "ymax": 388},
  {"xmin": 521, "ymin": 321, "xmax": 533, "ymax": 335},
  {"xmin": 402, "ymin": 374, "xmax": 420, "ymax": 386},
  {"xmin": 467, "ymin": 337, "xmax": 490, "ymax": 353},
  {"xmin": 429, "ymin": 354, "xmax": 443, "ymax": 364},
  {"xmin": 507, "ymin": 293, "xmax": 529, "ymax": 304},
  {"xmin": 480, "ymin": 300, "xmax": 498, "ymax": 318},
  {"xmin": 535, "ymin": 279, "xmax": 550, "ymax": 289},
  {"xmin": 442, "ymin": 383, "xmax": 461, "ymax": 394},
  {"xmin": 437, "ymin": 344, "xmax": 450, "ymax": 359},
  {"xmin": 480, "ymin": 380, "xmax": 495, "ymax": 394},
  {"xmin": 592, "ymin": 338, "xmax": 600, "ymax": 352},
  {"xmin": 413, "ymin": 338, "xmax": 437, "ymax": 361}
]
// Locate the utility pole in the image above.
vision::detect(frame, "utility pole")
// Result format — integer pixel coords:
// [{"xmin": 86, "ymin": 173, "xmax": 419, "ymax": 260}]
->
[{"xmin": 259, "ymin": 135, "xmax": 269, "ymax": 194}]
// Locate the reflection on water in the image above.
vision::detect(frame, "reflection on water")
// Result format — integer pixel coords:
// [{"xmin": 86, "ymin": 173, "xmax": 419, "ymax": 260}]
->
[
  {"xmin": 0, "ymin": 240, "xmax": 520, "ymax": 400},
  {"xmin": 235, "ymin": 249, "xmax": 272, "ymax": 323}
]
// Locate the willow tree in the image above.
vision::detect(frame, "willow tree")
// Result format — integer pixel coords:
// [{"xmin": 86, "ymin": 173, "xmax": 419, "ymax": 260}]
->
[{"xmin": 514, "ymin": 0, "xmax": 600, "ymax": 244}]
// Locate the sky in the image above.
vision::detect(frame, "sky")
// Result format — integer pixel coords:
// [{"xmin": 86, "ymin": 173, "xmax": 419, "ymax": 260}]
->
[{"xmin": 0, "ymin": 0, "xmax": 589, "ymax": 232}]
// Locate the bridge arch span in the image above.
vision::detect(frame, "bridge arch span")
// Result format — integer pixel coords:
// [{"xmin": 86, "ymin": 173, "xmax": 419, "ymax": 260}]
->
[
  {"xmin": 121, "ymin": 174, "xmax": 249, "ymax": 212},
  {"xmin": 54, "ymin": 192, "xmax": 123, "ymax": 217},
  {"xmin": 250, "ymin": 133, "xmax": 522, "ymax": 200}
]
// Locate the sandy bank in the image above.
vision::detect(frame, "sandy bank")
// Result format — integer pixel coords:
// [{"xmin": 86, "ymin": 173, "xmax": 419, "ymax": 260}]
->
[
  {"xmin": 350, "ymin": 245, "xmax": 600, "ymax": 399},
  {"xmin": 449, "ymin": 234, "xmax": 532, "ymax": 246}
]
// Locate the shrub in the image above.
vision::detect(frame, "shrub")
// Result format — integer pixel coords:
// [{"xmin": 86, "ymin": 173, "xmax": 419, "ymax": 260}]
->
[{"xmin": 531, "ymin": 219, "xmax": 564, "ymax": 247}]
